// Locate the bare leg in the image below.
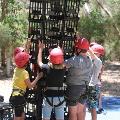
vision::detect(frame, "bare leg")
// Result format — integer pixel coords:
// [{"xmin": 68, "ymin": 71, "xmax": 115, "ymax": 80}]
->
[
  {"xmin": 68, "ymin": 105, "xmax": 77, "ymax": 120},
  {"xmin": 14, "ymin": 116, "xmax": 23, "ymax": 120},
  {"xmin": 91, "ymin": 109, "xmax": 97, "ymax": 120},
  {"xmin": 14, "ymin": 112, "xmax": 25, "ymax": 120},
  {"xmin": 21, "ymin": 112, "xmax": 25, "ymax": 120},
  {"xmin": 83, "ymin": 104, "xmax": 86, "ymax": 120},
  {"xmin": 77, "ymin": 103, "xmax": 85, "ymax": 120}
]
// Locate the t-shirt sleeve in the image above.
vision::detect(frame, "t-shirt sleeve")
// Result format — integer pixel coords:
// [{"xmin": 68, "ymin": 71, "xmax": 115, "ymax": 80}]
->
[
  {"xmin": 23, "ymin": 70, "xmax": 29, "ymax": 80},
  {"xmin": 93, "ymin": 57, "xmax": 102, "ymax": 69}
]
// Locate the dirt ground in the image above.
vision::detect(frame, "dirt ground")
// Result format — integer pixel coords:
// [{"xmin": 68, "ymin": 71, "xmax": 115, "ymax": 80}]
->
[
  {"xmin": 0, "ymin": 61, "xmax": 120, "ymax": 102},
  {"xmin": 101, "ymin": 61, "xmax": 120, "ymax": 96}
]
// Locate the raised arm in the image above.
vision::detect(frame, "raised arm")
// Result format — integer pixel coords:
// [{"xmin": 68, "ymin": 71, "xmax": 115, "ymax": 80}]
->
[
  {"xmin": 98, "ymin": 64, "xmax": 105, "ymax": 81},
  {"xmin": 25, "ymin": 72, "xmax": 43, "ymax": 89},
  {"xmin": 87, "ymin": 47, "xmax": 98, "ymax": 60},
  {"xmin": 37, "ymin": 41, "xmax": 45, "ymax": 67}
]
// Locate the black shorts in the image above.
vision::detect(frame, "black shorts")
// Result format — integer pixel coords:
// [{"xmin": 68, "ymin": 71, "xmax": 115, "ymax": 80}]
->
[
  {"xmin": 65, "ymin": 85, "xmax": 87, "ymax": 106},
  {"xmin": 9, "ymin": 95, "xmax": 26, "ymax": 117}
]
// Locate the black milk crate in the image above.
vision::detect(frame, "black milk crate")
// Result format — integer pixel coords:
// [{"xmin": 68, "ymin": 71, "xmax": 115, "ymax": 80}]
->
[
  {"xmin": 0, "ymin": 102, "xmax": 13, "ymax": 120},
  {"xmin": 26, "ymin": 0, "xmax": 82, "ymax": 119}
]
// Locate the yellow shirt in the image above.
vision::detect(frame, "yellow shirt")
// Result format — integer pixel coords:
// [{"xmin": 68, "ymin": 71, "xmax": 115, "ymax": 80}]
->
[{"xmin": 12, "ymin": 67, "xmax": 29, "ymax": 92}]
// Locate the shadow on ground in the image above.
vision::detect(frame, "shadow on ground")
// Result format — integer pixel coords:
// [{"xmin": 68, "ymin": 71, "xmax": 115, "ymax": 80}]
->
[
  {"xmin": 102, "ymin": 61, "xmax": 120, "ymax": 96},
  {"xmin": 102, "ymin": 81, "xmax": 120, "ymax": 96},
  {"xmin": 104, "ymin": 61, "xmax": 120, "ymax": 71}
]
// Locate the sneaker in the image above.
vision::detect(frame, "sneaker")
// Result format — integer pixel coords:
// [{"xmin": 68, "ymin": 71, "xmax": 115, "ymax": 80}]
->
[{"xmin": 97, "ymin": 108, "xmax": 104, "ymax": 114}]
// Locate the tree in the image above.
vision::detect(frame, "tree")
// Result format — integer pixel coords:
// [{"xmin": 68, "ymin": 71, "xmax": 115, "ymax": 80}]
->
[
  {"xmin": 78, "ymin": 9, "xmax": 106, "ymax": 43},
  {"xmin": 95, "ymin": 0, "xmax": 120, "ymax": 37},
  {"xmin": 0, "ymin": 0, "xmax": 28, "ymax": 76},
  {"xmin": 0, "ymin": 0, "xmax": 8, "ymax": 67}
]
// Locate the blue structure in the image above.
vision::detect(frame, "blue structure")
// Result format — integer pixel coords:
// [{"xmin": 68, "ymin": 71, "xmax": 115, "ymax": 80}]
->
[
  {"xmin": 102, "ymin": 96, "xmax": 120, "ymax": 111},
  {"xmin": 86, "ymin": 96, "xmax": 120, "ymax": 120}
]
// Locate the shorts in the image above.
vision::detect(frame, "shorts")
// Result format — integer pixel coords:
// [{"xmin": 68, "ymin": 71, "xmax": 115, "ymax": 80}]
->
[
  {"xmin": 65, "ymin": 85, "xmax": 87, "ymax": 106},
  {"xmin": 87, "ymin": 85, "xmax": 101, "ymax": 109},
  {"xmin": 42, "ymin": 97, "xmax": 65, "ymax": 119},
  {"xmin": 9, "ymin": 95, "xmax": 26, "ymax": 117}
]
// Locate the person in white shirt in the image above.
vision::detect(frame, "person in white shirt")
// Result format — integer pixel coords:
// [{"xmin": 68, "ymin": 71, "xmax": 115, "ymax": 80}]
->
[{"xmin": 87, "ymin": 43, "xmax": 105, "ymax": 120}]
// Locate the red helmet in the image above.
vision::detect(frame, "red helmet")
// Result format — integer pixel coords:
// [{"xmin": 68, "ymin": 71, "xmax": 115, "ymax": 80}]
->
[
  {"xmin": 14, "ymin": 52, "xmax": 29, "ymax": 68},
  {"xmin": 75, "ymin": 38, "xmax": 89, "ymax": 50},
  {"xmin": 91, "ymin": 44, "xmax": 105, "ymax": 56},
  {"xmin": 13, "ymin": 47, "xmax": 25, "ymax": 57},
  {"xmin": 49, "ymin": 48, "xmax": 64, "ymax": 64}
]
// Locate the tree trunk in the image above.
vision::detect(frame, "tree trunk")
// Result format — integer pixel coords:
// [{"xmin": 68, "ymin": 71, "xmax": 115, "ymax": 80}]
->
[
  {"xmin": 1, "ymin": 0, "xmax": 8, "ymax": 67},
  {"xmin": 1, "ymin": 0, "xmax": 7, "ymax": 21},
  {"xmin": 96, "ymin": 0, "xmax": 120, "ymax": 37},
  {"xmin": 6, "ymin": 57, "xmax": 11, "ymax": 77},
  {"xmin": 83, "ymin": 2, "xmax": 91, "ymax": 16},
  {"xmin": 1, "ymin": 47, "xmax": 6, "ymax": 67}
]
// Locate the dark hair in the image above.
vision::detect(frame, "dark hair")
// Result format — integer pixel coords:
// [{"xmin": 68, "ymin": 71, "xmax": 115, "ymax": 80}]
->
[
  {"xmin": 80, "ymin": 49, "xmax": 87, "ymax": 53},
  {"xmin": 76, "ymin": 49, "xmax": 87, "ymax": 56}
]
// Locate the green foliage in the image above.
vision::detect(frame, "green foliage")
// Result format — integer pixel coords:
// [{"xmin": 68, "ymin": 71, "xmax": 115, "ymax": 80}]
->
[
  {"xmin": 105, "ymin": 37, "xmax": 120, "ymax": 61},
  {"xmin": 0, "ymin": 0, "xmax": 28, "ymax": 49},
  {"xmin": 104, "ymin": 9, "xmax": 120, "ymax": 61},
  {"xmin": 0, "ymin": 23, "xmax": 12, "ymax": 47},
  {"xmin": 113, "ymin": 12, "xmax": 120, "ymax": 27},
  {"xmin": 78, "ymin": 9, "xmax": 106, "ymax": 42},
  {"xmin": 78, "ymin": 7, "xmax": 120, "ymax": 60},
  {"xmin": 4, "ymin": 1, "xmax": 28, "ymax": 43}
]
